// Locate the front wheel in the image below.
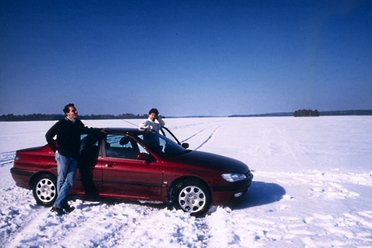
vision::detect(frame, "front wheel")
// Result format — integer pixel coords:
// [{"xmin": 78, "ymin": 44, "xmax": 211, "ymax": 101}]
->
[
  {"xmin": 172, "ymin": 179, "xmax": 211, "ymax": 216},
  {"xmin": 32, "ymin": 174, "xmax": 57, "ymax": 206}
]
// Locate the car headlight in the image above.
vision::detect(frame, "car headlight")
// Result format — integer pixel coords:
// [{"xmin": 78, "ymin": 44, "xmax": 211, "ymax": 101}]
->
[{"xmin": 222, "ymin": 173, "xmax": 247, "ymax": 182}]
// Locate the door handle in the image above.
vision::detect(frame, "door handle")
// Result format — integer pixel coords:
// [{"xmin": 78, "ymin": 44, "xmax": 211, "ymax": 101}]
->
[{"xmin": 105, "ymin": 164, "xmax": 113, "ymax": 168}]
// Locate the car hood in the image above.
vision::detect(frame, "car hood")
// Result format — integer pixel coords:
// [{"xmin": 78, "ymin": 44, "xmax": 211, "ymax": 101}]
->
[{"xmin": 171, "ymin": 150, "xmax": 250, "ymax": 173}]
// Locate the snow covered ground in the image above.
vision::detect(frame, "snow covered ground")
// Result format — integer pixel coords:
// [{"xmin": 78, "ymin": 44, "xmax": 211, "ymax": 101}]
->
[{"xmin": 1, "ymin": 116, "xmax": 371, "ymax": 247}]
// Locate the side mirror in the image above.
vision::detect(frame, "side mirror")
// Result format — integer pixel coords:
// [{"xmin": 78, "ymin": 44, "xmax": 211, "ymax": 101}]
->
[
  {"xmin": 137, "ymin": 153, "xmax": 152, "ymax": 162},
  {"xmin": 181, "ymin": 143, "xmax": 189, "ymax": 149}
]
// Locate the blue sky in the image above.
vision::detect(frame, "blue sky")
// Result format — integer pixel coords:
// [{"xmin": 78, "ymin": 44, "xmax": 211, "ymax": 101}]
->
[{"xmin": 1, "ymin": 0, "xmax": 371, "ymax": 117}]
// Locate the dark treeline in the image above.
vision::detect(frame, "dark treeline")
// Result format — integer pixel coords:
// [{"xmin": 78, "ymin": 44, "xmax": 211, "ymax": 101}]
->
[
  {"xmin": 230, "ymin": 109, "xmax": 372, "ymax": 118},
  {"xmin": 0, "ymin": 113, "xmax": 148, "ymax": 121},
  {"xmin": 293, "ymin": 109, "xmax": 320, "ymax": 117},
  {"xmin": 294, "ymin": 109, "xmax": 372, "ymax": 117},
  {"xmin": 320, "ymin": 110, "xmax": 372, "ymax": 116}
]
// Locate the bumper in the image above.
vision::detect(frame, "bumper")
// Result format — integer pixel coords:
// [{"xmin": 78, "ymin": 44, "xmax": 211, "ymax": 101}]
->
[
  {"xmin": 212, "ymin": 172, "xmax": 253, "ymax": 204},
  {"xmin": 10, "ymin": 168, "xmax": 33, "ymax": 189}
]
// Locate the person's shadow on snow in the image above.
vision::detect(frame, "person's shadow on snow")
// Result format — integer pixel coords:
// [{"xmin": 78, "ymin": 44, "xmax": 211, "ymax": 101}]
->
[{"xmin": 230, "ymin": 181, "xmax": 286, "ymax": 209}]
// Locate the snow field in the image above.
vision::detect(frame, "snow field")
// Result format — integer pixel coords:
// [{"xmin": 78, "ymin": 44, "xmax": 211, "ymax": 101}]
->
[{"xmin": 1, "ymin": 116, "xmax": 372, "ymax": 247}]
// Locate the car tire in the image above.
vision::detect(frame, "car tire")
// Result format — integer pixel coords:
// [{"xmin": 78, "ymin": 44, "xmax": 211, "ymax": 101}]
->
[
  {"xmin": 32, "ymin": 174, "xmax": 57, "ymax": 207},
  {"xmin": 172, "ymin": 179, "xmax": 211, "ymax": 216}
]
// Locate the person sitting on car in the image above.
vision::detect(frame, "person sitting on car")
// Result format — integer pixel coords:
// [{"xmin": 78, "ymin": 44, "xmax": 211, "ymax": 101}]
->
[{"xmin": 138, "ymin": 108, "xmax": 165, "ymax": 133}]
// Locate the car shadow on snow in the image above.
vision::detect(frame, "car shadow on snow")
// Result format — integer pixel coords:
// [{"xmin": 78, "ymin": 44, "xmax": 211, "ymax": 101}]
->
[
  {"xmin": 229, "ymin": 181, "xmax": 286, "ymax": 210},
  {"xmin": 70, "ymin": 181, "xmax": 286, "ymax": 213}
]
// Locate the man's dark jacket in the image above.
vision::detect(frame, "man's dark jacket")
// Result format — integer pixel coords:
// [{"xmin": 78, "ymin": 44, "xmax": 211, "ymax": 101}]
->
[{"xmin": 45, "ymin": 118, "xmax": 98, "ymax": 158}]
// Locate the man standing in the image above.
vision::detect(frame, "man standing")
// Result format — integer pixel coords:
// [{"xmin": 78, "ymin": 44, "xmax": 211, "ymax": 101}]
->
[
  {"xmin": 138, "ymin": 108, "xmax": 165, "ymax": 133},
  {"xmin": 45, "ymin": 103, "xmax": 101, "ymax": 215}
]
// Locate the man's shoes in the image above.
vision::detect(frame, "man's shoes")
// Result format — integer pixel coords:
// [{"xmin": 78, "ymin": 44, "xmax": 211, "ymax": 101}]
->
[
  {"xmin": 51, "ymin": 205, "xmax": 75, "ymax": 215},
  {"xmin": 62, "ymin": 204, "xmax": 75, "ymax": 213},
  {"xmin": 51, "ymin": 207, "xmax": 65, "ymax": 216}
]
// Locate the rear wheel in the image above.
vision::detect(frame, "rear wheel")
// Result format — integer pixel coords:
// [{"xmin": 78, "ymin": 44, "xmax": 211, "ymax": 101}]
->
[
  {"xmin": 32, "ymin": 174, "xmax": 57, "ymax": 206},
  {"xmin": 172, "ymin": 179, "xmax": 211, "ymax": 216}
]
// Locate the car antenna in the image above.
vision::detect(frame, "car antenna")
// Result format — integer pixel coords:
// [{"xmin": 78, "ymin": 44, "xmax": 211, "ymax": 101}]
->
[{"xmin": 121, "ymin": 119, "xmax": 138, "ymax": 128}]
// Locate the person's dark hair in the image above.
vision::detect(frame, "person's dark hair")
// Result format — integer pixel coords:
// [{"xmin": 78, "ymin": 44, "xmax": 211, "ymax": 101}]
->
[
  {"xmin": 63, "ymin": 103, "xmax": 75, "ymax": 115},
  {"xmin": 148, "ymin": 108, "xmax": 159, "ymax": 115}
]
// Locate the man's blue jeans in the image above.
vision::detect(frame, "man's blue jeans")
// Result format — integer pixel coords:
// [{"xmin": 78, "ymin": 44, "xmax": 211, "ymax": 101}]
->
[{"xmin": 53, "ymin": 153, "xmax": 78, "ymax": 209}]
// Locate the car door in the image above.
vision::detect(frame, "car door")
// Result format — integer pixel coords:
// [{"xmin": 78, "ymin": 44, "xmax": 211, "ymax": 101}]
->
[
  {"xmin": 100, "ymin": 133, "xmax": 164, "ymax": 201},
  {"xmin": 72, "ymin": 133, "xmax": 104, "ymax": 194}
]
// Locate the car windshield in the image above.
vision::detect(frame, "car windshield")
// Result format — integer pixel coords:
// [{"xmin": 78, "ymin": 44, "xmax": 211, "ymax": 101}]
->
[
  {"xmin": 160, "ymin": 126, "xmax": 181, "ymax": 145},
  {"xmin": 136, "ymin": 131, "xmax": 187, "ymax": 157}
]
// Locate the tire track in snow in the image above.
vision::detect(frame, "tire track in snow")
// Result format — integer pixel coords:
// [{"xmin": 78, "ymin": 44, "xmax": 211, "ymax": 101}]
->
[
  {"xmin": 194, "ymin": 127, "xmax": 219, "ymax": 151},
  {"xmin": 1, "ymin": 186, "xmax": 48, "ymax": 247},
  {"xmin": 56, "ymin": 202, "xmax": 138, "ymax": 248},
  {"xmin": 4, "ymin": 207, "xmax": 52, "ymax": 247},
  {"xmin": 82, "ymin": 204, "xmax": 156, "ymax": 248},
  {"xmin": 194, "ymin": 217, "xmax": 210, "ymax": 247},
  {"xmin": 113, "ymin": 208, "xmax": 210, "ymax": 247},
  {"xmin": 181, "ymin": 128, "xmax": 206, "ymax": 143},
  {"xmin": 205, "ymin": 207, "xmax": 242, "ymax": 247},
  {"xmin": 5, "ymin": 200, "xmax": 140, "ymax": 247},
  {"xmin": 8, "ymin": 200, "xmax": 210, "ymax": 248},
  {"xmin": 0, "ymin": 151, "xmax": 15, "ymax": 167}
]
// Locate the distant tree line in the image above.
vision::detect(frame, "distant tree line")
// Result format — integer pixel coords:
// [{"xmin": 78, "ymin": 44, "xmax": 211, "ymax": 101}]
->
[
  {"xmin": 0, "ymin": 113, "xmax": 148, "ymax": 121},
  {"xmin": 320, "ymin": 110, "xmax": 372, "ymax": 116},
  {"xmin": 229, "ymin": 109, "xmax": 372, "ymax": 118},
  {"xmin": 2, "ymin": 109, "xmax": 372, "ymax": 121},
  {"xmin": 293, "ymin": 109, "xmax": 320, "ymax": 117}
]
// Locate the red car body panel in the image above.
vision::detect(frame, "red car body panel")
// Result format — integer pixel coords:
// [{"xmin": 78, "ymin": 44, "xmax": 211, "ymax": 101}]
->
[{"xmin": 11, "ymin": 128, "xmax": 253, "ymax": 207}]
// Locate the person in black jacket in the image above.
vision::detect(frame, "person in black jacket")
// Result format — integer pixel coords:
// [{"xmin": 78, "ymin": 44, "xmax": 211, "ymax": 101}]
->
[{"xmin": 45, "ymin": 103, "xmax": 103, "ymax": 215}]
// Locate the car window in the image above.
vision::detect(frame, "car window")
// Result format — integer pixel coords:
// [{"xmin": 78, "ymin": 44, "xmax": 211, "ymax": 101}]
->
[
  {"xmin": 105, "ymin": 134, "xmax": 141, "ymax": 159},
  {"xmin": 80, "ymin": 133, "xmax": 101, "ymax": 151},
  {"xmin": 160, "ymin": 127, "xmax": 180, "ymax": 145},
  {"xmin": 80, "ymin": 133, "xmax": 104, "ymax": 158},
  {"xmin": 137, "ymin": 132, "xmax": 186, "ymax": 157}
]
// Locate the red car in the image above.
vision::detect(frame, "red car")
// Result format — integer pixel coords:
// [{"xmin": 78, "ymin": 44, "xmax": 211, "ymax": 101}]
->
[{"xmin": 11, "ymin": 127, "xmax": 253, "ymax": 216}]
